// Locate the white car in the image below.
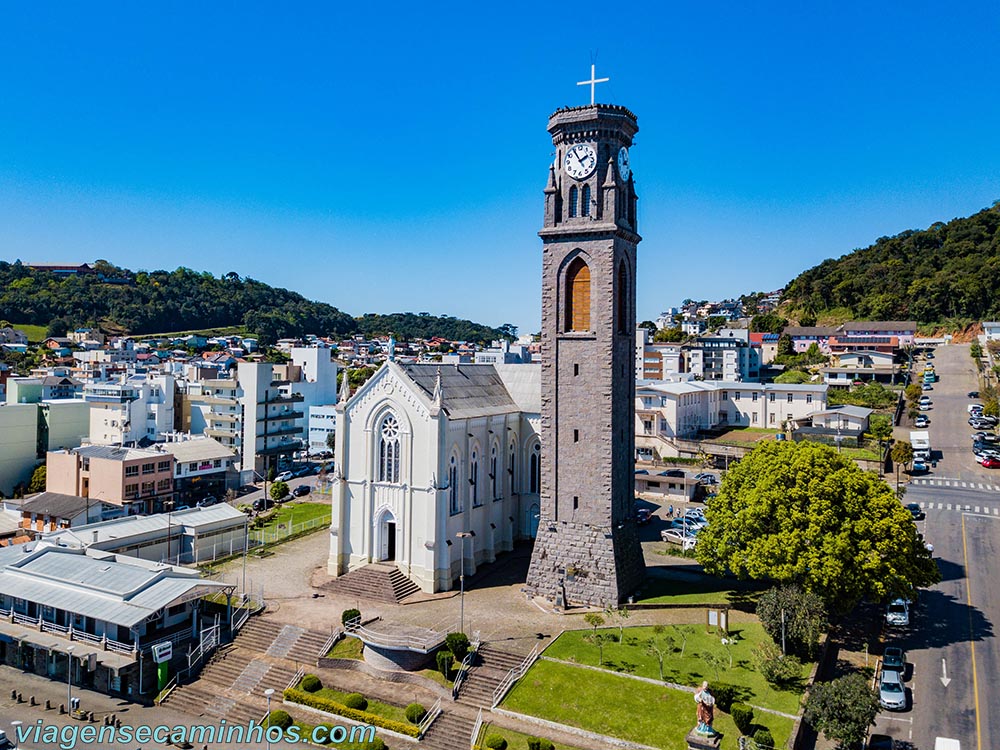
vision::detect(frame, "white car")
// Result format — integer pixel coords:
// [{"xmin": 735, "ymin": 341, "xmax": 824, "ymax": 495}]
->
[
  {"xmin": 660, "ymin": 529, "xmax": 698, "ymax": 550},
  {"xmin": 878, "ymin": 668, "xmax": 907, "ymax": 711},
  {"xmin": 886, "ymin": 598, "xmax": 910, "ymax": 627},
  {"xmin": 274, "ymin": 471, "xmax": 295, "ymax": 483}
]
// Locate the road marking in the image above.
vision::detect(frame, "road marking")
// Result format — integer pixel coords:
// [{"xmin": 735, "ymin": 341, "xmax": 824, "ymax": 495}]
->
[
  {"xmin": 940, "ymin": 657, "xmax": 951, "ymax": 687},
  {"xmin": 974, "ymin": 506, "xmax": 980, "ymax": 513},
  {"xmin": 961, "ymin": 481, "xmax": 968, "ymax": 487},
  {"xmin": 947, "ymin": 504, "xmax": 953, "ymax": 510},
  {"xmin": 961, "ymin": 513, "xmax": 983, "ymax": 750}
]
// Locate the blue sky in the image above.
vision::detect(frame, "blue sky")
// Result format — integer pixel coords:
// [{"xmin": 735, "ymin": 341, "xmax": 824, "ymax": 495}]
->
[{"xmin": 2, "ymin": 2, "xmax": 999, "ymax": 334}]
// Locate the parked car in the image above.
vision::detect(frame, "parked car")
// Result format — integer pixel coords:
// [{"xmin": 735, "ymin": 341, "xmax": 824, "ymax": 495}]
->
[
  {"xmin": 921, "ymin": 383, "xmax": 933, "ymax": 391},
  {"xmin": 636, "ymin": 508, "xmax": 652, "ymax": 525},
  {"xmin": 660, "ymin": 469, "xmax": 685, "ymax": 478},
  {"xmin": 905, "ymin": 503, "xmax": 925, "ymax": 520},
  {"xmin": 667, "ymin": 517, "xmax": 705, "ymax": 532},
  {"xmin": 968, "ymin": 403, "xmax": 984, "ymax": 413},
  {"xmin": 275, "ymin": 471, "xmax": 295, "ymax": 482},
  {"xmin": 982, "ymin": 457, "xmax": 1000, "ymax": 469},
  {"xmin": 660, "ymin": 529, "xmax": 698, "ymax": 549},
  {"xmin": 968, "ymin": 391, "xmax": 980, "ymax": 398},
  {"xmin": 977, "ymin": 416, "xmax": 998, "ymax": 427},
  {"xmin": 910, "ymin": 459, "xmax": 928, "ymax": 473},
  {"xmin": 914, "ymin": 416, "xmax": 930, "ymax": 428},
  {"xmin": 919, "ymin": 403, "xmax": 931, "ymax": 411},
  {"xmin": 867, "ymin": 734, "xmax": 895, "ymax": 750},
  {"xmin": 253, "ymin": 497, "xmax": 276, "ymax": 512},
  {"xmin": 292, "ymin": 484, "xmax": 312, "ymax": 496},
  {"xmin": 882, "ymin": 645, "xmax": 906, "ymax": 673},
  {"xmin": 878, "ymin": 668, "xmax": 907, "ymax": 711},
  {"xmin": 196, "ymin": 496, "xmax": 219, "ymax": 508},
  {"xmin": 694, "ymin": 472, "xmax": 718, "ymax": 484},
  {"xmin": 684, "ymin": 507, "xmax": 707, "ymax": 521},
  {"xmin": 886, "ymin": 598, "xmax": 910, "ymax": 627}
]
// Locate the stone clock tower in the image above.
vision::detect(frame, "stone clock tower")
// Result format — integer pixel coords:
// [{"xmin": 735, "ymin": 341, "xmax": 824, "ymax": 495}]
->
[{"xmin": 524, "ymin": 103, "xmax": 646, "ymax": 607}]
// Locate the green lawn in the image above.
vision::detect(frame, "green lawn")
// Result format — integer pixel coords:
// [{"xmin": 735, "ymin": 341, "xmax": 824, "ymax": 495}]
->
[
  {"xmin": 543, "ymin": 623, "xmax": 810, "ymax": 715},
  {"xmin": 326, "ymin": 635, "xmax": 364, "ymax": 660},
  {"xmin": 504, "ymin": 659, "xmax": 794, "ymax": 750},
  {"xmin": 477, "ymin": 722, "xmax": 589, "ymax": 750},
  {"xmin": 10, "ymin": 323, "xmax": 47, "ymax": 343},
  {"xmin": 305, "ymin": 684, "xmax": 408, "ymax": 724},
  {"xmin": 636, "ymin": 573, "xmax": 764, "ymax": 607},
  {"xmin": 251, "ymin": 501, "xmax": 330, "ymax": 538}
]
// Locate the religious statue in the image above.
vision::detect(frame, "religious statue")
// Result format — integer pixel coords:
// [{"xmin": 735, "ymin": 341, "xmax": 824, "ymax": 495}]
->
[{"xmin": 694, "ymin": 682, "xmax": 717, "ymax": 736}]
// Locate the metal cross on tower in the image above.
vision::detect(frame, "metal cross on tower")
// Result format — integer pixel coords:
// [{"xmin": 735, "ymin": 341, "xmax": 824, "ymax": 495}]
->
[{"xmin": 577, "ymin": 64, "xmax": 609, "ymax": 105}]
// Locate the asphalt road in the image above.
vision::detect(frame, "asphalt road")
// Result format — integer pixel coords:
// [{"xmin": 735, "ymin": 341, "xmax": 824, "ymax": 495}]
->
[{"xmin": 873, "ymin": 344, "xmax": 998, "ymax": 750}]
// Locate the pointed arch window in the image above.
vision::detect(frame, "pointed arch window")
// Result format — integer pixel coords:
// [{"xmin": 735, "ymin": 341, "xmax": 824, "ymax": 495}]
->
[
  {"xmin": 378, "ymin": 413, "xmax": 400, "ymax": 483},
  {"xmin": 617, "ymin": 260, "xmax": 629, "ymax": 335},
  {"xmin": 581, "ymin": 184, "xmax": 591, "ymax": 218},
  {"xmin": 569, "ymin": 186, "xmax": 578, "ymax": 217},
  {"xmin": 508, "ymin": 441, "xmax": 516, "ymax": 496},
  {"xmin": 490, "ymin": 443, "xmax": 499, "ymax": 501},
  {"xmin": 449, "ymin": 455, "xmax": 460, "ymax": 514},
  {"xmin": 470, "ymin": 449, "xmax": 481, "ymax": 507},
  {"xmin": 565, "ymin": 258, "xmax": 591, "ymax": 332},
  {"xmin": 529, "ymin": 442, "xmax": 541, "ymax": 494}
]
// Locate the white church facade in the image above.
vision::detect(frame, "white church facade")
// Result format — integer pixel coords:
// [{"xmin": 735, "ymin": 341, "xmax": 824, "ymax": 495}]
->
[{"xmin": 327, "ymin": 360, "xmax": 541, "ymax": 593}]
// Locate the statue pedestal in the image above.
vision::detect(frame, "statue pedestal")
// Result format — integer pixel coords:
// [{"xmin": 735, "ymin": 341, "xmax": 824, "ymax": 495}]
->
[{"xmin": 685, "ymin": 730, "xmax": 721, "ymax": 750}]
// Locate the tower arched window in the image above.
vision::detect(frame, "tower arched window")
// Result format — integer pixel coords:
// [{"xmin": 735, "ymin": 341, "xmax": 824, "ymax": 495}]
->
[
  {"xmin": 569, "ymin": 186, "xmax": 578, "ymax": 217},
  {"xmin": 581, "ymin": 184, "xmax": 591, "ymax": 218},
  {"xmin": 508, "ymin": 441, "xmax": 516, "ymax": 496},
  {"xmin": 529, "ymin": 442, "xmax": 541, "ymax": 494},
  {"xmin": 470, "ymin": 449, "xmax": 480, "ymax": 507},
  {"xmin": 490, "ymin": 444, "xmax": 498, "ymax": 500},
  {"xmin": 617, "ymin": 260, "xmax": 628, "ymax": 335},
  {"xmin": 378, "ymin": 413, "xmax": 400, "ymax": 483},
  {"xmin": 565, "ymin": 257, "xmax": 591, "ymax": 332},
  {"xmin": 449, "ymin": 455, "xmax": 459, "ymax": 514}
]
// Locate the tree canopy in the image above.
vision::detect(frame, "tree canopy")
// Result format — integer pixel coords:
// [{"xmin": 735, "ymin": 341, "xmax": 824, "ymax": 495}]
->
[
  {"xmin": 804, "ymin": 673, "xmax": 880, "ymax": 749},
  {"xmin": 695, "ymin": 441, "xmax": 939, "ymax": 613}
]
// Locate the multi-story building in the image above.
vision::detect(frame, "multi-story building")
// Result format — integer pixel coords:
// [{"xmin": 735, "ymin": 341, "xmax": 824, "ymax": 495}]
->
[
  {"xmin": 0, "ymin": 403, "xmax": 40, "ymax": 496},
  {"xmin": 783, "ymin": 326, "xmax": 840, "ymax": 354},
  {"xmin": 308, "ymin": 404, "xmax": 337, "ymax": 454},
  {"xmin": 84, "ymin": 374, "xmax": 175, "ymax": 446},
  {"xmin": 6, "ymin": 375, "xmax": 83, "ymax": 403},
  {"xmin": 683, "ymin": 335, "xmax": 760, "ymax": 382},
  {"xmin": 46, "ymin": 445, "xmax": 175, "ymax": 515},
  {"xmin": 842, "ymin": 321, "xmax": 916, "ymax": 347},
  {"xmin": 635, "ymin": 328, "xmax": 682, "ymax": 380},
  {"xmin": 159, "ymin": 435, "xmax": 236, "ymax": 507}
]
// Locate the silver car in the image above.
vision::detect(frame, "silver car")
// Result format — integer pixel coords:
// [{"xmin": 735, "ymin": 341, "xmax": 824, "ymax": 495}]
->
[{"xmin": 879, "ymin": 668, "xmax": 907, "ymax": 711}]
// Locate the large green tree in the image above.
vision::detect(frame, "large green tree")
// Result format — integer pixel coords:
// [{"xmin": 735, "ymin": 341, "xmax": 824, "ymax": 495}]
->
[
  {"xmin": 695, "ymin": 441, "xmax": 938, "ymax": 613},
  {"xmin": 756, "ymin": 584, "xmax": 827, "ymax": 659},
  {"xmin": 804, "ymin": 674, "xmax": 880, "ymax": 749}
]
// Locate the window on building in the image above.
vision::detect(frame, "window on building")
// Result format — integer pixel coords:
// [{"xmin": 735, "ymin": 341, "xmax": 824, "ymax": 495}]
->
[
  {"xmin": 806, "ymin": 394, "xmax": 813, "ymax": 404},
  {"xmin": 787, "ymin": 393, "xmax": 794, "ymax": 403},
  {"xmin": 142, "ymin": 463, "xmax": 155, "ymax": 475},
  {"xmin": 581, "ymin": 184, "xmax": 591, "ymax": 217},
  {"xmin": 141, "ymin": 482, "xmax": 155, "ymax": 494},
  {"xmin": 769, "ymin": 393, "xmax": 775, "ymax": 403},
  {"xmin": 449, "ymin": 455, "xmax": 459, "ymax": 514},
  {"xmin": 617, "ymin": 260, "xmax": 628, "ymax": 334},
  {"xmin": 569, "ymin": 185, "xmax": 578, "ymax": 217},
  {"xmin": 125, "ymin": 483, "xmax": 138, "ymax": 496},
  {"xmin": 752, "ymin": 412, "xmax": 758, "ymax": 424},
  {"xmin": 734, "ymin": 392, "xmax": 741, "ymax": 401},
  {"xmin": 508, "ymin": 441, "xmax": 516, "ymax": 496},
  {"xmin": 157, "ymin": 461, "xmax": 171, "ymax": 472},
  {"xmin": 565, "ymin": 258, "xmax": 591, "ymax": 332},
  {"xmin": 721, "ymin": 391, "xmax": 728, "ymax": 400},
  {"xmin": 378, "ymin": 413, "xmax": 400, "ymax": 483},
  {"xmin": 770, "ymin": 413, "xmax": 776, "ymax": 424},
  {"xmin": 490, "ymin": 444, "xmax": 498, "ymax": 500},
  {"xmin": 125, "ymin": 465, "xmax": 139, "ymax": 477},
  {"xmin": 752, "ymin": 392, "xmax": 758, "ymax": 402},
  {"xmin": 529, "ymin": 443, "xmax": 541, "ymax": 494},
  {"xmin": 157, "ymin": 479, "xmax": 171, "ymax": 491},
  {"xmin": 643, "ymin": 420, "xmax": 653, "ymax": 434},
  {"xmin": 470, "ymin": 450, "xmax": 480, "ymax": 506}
]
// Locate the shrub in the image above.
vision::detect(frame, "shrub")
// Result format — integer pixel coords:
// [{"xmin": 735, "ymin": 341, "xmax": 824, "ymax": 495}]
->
[
  {"xmin": 265, "ymin": 709, "xmax": 292, "ymax": 729},
  {"xmin": 445, "ymin": 632, "xmax": 471, "ymax": 661},
  {"xmin": 731, "ymin": 703, "xmax": 754, "ymax": 735},
  {"xmin": 526, "ymin": 739, "xmax": 555, "ymax": 750},
  {"xmin": 342, "ymin": 608, "xmax": 361, "ymax": 626},
  {"xmin": 483, "ymin": 734, "xmax": 508, "ymax": 750},
  {"xmin": 436, "ymin": 650, "xmax": 454, "ymax": 678},
  {"xmin": 710, "ymin": 682, "xmax": 736, "ymax": 713},
  {"xmin": 343, "ymin": 692, "xmax": 368, "ymax": 710},
  {"xmin": 283, "ymin": 687, "xmax": 419, "ymax": 738},
  {"xmin": 300, "ymin": 673, "xmax": 322, "ymax": 692},
  {"xmin": 404, "ymin": 702, "xmax": 427, "ymax": 724},
  {"xmin": 752, "ymin": 728, "xmax": 775, "ymax": 749}
]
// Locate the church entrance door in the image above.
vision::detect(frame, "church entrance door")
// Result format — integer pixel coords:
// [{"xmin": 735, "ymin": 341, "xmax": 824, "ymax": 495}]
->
[
  {"xmin": 386, "ymin": 522, "xmax": 396, "ymax": 561},
  {"xmin": 376, "ymin": 508, "xmax": 397, "ymax": 562}
]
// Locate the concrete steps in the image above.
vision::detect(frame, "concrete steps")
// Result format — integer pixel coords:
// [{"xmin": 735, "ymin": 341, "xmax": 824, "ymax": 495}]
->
[
  {"xmin": 420, "ymin": 709, "xmax": 476, "ymax": 750},
  {"xmin": 238, "ymin": 617, "xmax": 331, "ymax": 664},
  {"xmin": 455, "ymin": 644, "xmax": 531, "ymax": 708},
  {"xmin": 323, "ymin": 563, "xmax": 421, "ymax": 604}
]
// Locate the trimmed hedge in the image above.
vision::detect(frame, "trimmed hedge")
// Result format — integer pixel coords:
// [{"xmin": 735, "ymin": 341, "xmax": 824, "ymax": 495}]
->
[
  {"xmin": 344, "ymin": 693, "xmax": 368, "ymax": 711},
  {"xmin": 526, "ymin": 739, "xmax": 555, "ymax": 750},
  {"xmin": 483, "ymin": 735, "xmax": 507, "ymax": 750},
  {"xmin": 436, "ymin": 650, "xmax": 454, "ymax": 678},
  {"xmin": 404, "ymin": 703, "xmax": 427, "ymax": 724},
  {"xmin": 284, "ymin": 687, "xmax": 420, "ymax": 738},
  {"xmin": 342, "ymin": 608, "xmax": 361, "ymax": 626},
  {"xmin": 265, "ymin": 709, "xmax": 292, "ymax": 729},
  {"xmin": 300, "ymin": 674, "xmax": 322, "ymax": 693},
  {"xmin": 446, "ymin": 632, "xmax": 471, "ymax": 661},
  {"xmin": 710, "ymin": 682, "xmax": 736, "ymax": 713},
  {"xmin": 753, "ymin": 728, "xmax": 775, "ymax": 749},
  {"xmin": 731, "ymin": 703, "xmax": 754, "ymax": 735}
]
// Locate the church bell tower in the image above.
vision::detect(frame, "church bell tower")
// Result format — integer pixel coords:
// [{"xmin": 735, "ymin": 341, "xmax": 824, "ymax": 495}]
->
[{"xmin": 524, "ymin": 102, "xmax": 646, "ymax": 607}]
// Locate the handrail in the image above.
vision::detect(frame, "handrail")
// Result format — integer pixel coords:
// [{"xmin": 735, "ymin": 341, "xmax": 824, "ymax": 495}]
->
[
  {"xmin": 155, "ymin": 675, "xmax": 178, "ymax": 705},
  {"xmin": 491, "ymin": 643, "xmax": 540, "ymax": 708},
  {"xmin": 41, "ymin": 620, "xmax": 70, "ymax": 635},
  {"xmin": 345, "ymin": 620, "xmax": 444, "ymax": 652},
  {"xmin": 233, "ymin": 606, "xmax": 251, "ymax": 633},
  {"xmin": 418, "ymin": 697, "xmax": 442, "ymax": 739},
  {"xmin": 13, "ymin": 612, "xmax": 38, "ymax": 627},
  {"xmin": 319, "ymin": 627, "xmax": 341, "ymax": 658},
  {"xmin": 287, "ymin": 666, "xmax": 304, "ymax": 691},
  {"xmin": 469, "ymin": 707, "xmax": 484, "ymax": 750},
  {"xmin": 452, "ymin": 645, "xmax": 478, "ymax": 699}
]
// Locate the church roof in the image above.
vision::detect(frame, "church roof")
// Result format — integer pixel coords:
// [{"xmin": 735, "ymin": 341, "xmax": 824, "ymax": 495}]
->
[{"xmin": 397, "ymin": 363, "xmax": 522, "ymax": 419}]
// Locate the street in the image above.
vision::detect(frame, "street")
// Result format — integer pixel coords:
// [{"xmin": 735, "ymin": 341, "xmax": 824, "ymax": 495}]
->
[{"xmin": 873, "ymin": 343, "xmax": 998, "ymax": 750}]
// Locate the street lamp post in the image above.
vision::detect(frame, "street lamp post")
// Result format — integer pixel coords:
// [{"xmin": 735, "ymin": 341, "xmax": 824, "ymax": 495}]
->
[
  {"xmin": 66, "ymin": 646, "xmax": 74, "ymax": 713},
  {"xmin": 242, "ymin": 517, "xmax": 249, "ymax": 602},
  {"xmin": 165, "ymin": 500, "xmax": 174, "ymax": 564},
  {"xmin": 456, "ymin": 531, "xmax": 473, "ymax": 634},
  {"xmin": 264, "ymin": 687, "xmax": 275, "ymax": 750}
]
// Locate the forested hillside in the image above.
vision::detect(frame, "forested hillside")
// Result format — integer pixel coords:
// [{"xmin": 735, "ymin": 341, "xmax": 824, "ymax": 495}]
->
[
  {"xmin": 0, "ymin": 260, "xmax": 504, "ymax": 344},
  {"xmin": 783, "ymin": 203, "xmax": 1000, "ymax": 325}
]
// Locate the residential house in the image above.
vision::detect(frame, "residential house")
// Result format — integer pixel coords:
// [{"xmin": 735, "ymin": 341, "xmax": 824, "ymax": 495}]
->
[
  {"xmin": 783, "ymin": 326, "xmax": 840, "ymax": 355},
  {"xmin": 17, "ymin": 492, "xmax": 113, "ymax": 536},
  {"xmin": 842, "ymin": 321, "xmax": 916, "ymax": 347}
]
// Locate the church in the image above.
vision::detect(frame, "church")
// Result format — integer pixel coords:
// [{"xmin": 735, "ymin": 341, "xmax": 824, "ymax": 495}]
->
[{"xmin": 326, "ymin": 360, "xmax": 541, "ymax": 593}]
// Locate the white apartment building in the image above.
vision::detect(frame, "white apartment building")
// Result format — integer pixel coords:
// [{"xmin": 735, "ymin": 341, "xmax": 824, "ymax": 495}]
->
[
  {"xmin": 636, "ymin": 380, "xmax": 827, "ymax": 447},
  {"xmin": 308, "ymin": 404, "xmax": 337, "ymax": 454},
  {"xmin": 684, "ymin": 336, "xmax": 760, "ymax": 382},
  {"xmin": 635, "ymin": 328, "xmax": 683, "ymax": 381},
  {"xmin": 85, "ymin": 373, "xmax": 175, "ymax": 446}
]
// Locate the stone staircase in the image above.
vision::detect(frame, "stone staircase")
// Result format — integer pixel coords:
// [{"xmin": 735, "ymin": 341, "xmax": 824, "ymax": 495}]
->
[
  {"xmin": 455, "ymin": 643, "xmax": 529, "ymax": 708},
  {"xmin": 161, "ymin": 616, "xmax": 330, "ymax": 723},
  {"xmin": 323, "ymin": 563, "xmax": 422, "ymax": 603},
  {"xmin": 420, "ymin": 709, "xmax": 476, "ymax": 750}
]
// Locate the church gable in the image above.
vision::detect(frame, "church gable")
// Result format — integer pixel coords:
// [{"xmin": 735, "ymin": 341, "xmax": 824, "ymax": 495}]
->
[{"xmin": 346, "ymin": 362, "xmax": 432, "ymax": 422}]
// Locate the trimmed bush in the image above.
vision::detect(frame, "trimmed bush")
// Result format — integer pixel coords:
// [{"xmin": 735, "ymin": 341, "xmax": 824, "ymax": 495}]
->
[
  {"xmin": 526, "ymin": 739, "xmax": 555, "ymax": 750},
  {"xmin": 483, "ymin": 735, "xmax": 508, "ymax": 750},
  {"xmin": 283, "ymin": 687, "xmax": 419, "ymax": 738},
  {"xmin": 300, "ymin": 673, "xmax": 322, "ymax": 693},
  {"xmin": 343, "ymin": 692, "xmax": 368, "ymax": 710},
  {"xmin": 436, "ymin": 649, "xmax": 454, "ymax": 678},
  {"xmin": 342, "ymin": 608, "xmax": 361, "ymax": 626},
  {"xmin": 711, "ymin": 682, "xmax": 736, "ymax": 713},
  {"xmin": 404, "ymin": 702, "xmax": 427, "ymax": 724},
  {"xmin": 731, "ymin": 703, "xmax": 754, "ymax": 735},
  {"xmin": 265, "ymin": 709, "xmax": 292, "ymax": 729},
  {"xmin": 446, "ymin": 632, "xmax": 471, "ymax": 661},
  {"xmin": 752, "ymin": 728, "xmax": 775, "ymax": 749}
]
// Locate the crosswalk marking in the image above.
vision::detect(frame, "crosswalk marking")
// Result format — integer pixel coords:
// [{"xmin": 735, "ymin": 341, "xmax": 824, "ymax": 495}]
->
[
  {"xmin": 961, "ymin": 482, "xmax": 968, "ymax": 487},
  {"xmin": 911, "ymin": 477, "xmax": 1000, "ymax": 492},
  {"xmin": 947, "ymin": 504, "xmax": 953, "ymax": 510},
  {"xmin": 975, "ymin": 506, "xmax": 981, "ymax": 513}
]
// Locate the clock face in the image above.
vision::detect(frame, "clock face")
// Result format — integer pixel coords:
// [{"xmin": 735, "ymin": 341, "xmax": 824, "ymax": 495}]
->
[
  {"xmin": 564, "ymin": 143, "xmax": 597, "ymax": 180},
  {"xmin": 617, "ymin": 147, "xmax": 631, "ymax": 181}
]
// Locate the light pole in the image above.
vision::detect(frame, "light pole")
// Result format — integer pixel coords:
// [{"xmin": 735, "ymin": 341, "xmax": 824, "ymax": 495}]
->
[
  {"xmin": 66, "ymin": 646, "xmax": 74, "ymax": 713},
  {"xmin": 456, "ymin": 531, "xmax": 473, "ymax": 634},
  {"xmin": 264, "ymin": 687, "xmax": 275, "ymax": 749},
  {"xmin": 165, "ymin": 500, "xmax": 174, "ymax": 565},
  {"xmin": 242, "ymin": 517, "xmax": 249, "ymax": 602}
]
